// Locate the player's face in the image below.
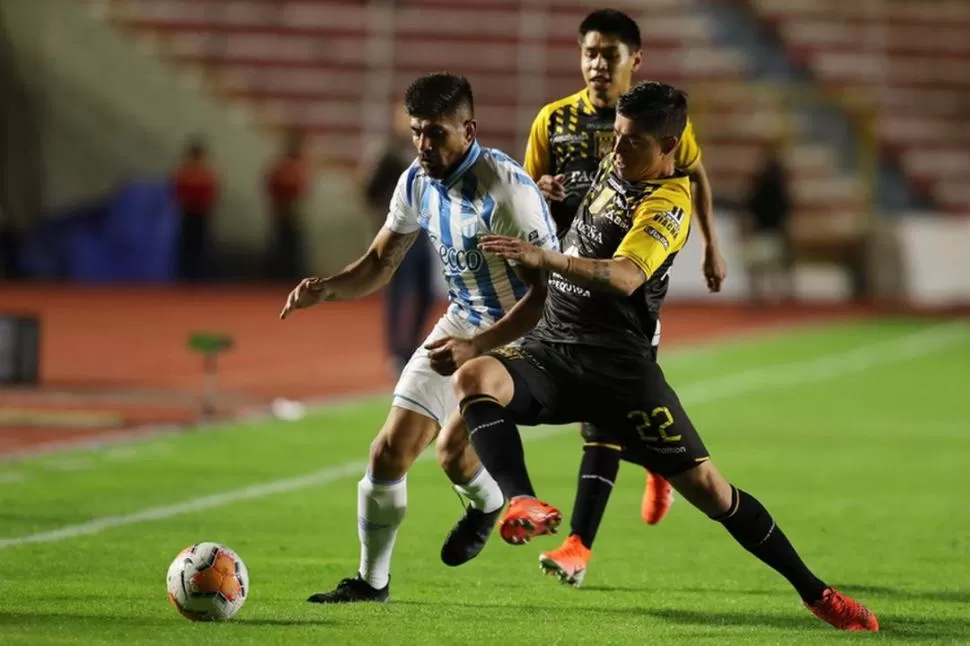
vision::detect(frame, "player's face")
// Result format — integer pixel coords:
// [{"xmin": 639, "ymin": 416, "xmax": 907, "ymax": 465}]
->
[
  {"xmin": 612, "ymin": 114, "xmax": 677, "ymax": 182},
  {"xmin": 410, "ymin": 114, "xmax": 477, "ymax": 179},
  {"xmin": 580, "ymin": 32, "xmax": 642, "ymax": 106}
]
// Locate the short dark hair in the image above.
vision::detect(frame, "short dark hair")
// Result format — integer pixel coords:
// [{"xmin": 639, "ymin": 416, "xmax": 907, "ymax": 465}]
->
[
  {"xmin": 578, "ymin": 9, "xmax": 642, "ymax": 51},
  {"xmin": 404, "ymin": 72, "xmax": 475, "ymax": 120},
  {"xmin": 617, "ymin": 81, "xmax": 688, "ymax": 140}
]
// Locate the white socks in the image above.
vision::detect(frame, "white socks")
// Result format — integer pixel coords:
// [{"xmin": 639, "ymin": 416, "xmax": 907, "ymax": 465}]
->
[
  {"xmin": 356, "ymin": 468, "xmax": 502, "ymax": 589},
  {"xmin": 453, "ymin": 466, "xmax": 505, "ymax": 514},
  {"xmin": 357, "ymin": 473, "xmax": 407, "ymax": 590}
]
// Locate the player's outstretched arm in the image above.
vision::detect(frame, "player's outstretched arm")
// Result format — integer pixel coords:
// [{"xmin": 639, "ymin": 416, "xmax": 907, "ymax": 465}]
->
[
  {"xmin": 279, "ymin": 228, "xmax": 418, "ymax": 319},
  {"xmin": 479, "ymin": 236, "xmax": 646, "ymax": 297}
]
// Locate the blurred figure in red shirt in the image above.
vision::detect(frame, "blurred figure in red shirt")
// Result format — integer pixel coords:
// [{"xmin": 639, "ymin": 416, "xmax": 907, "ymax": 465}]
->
[
  {"xmin": 265, "ymin": 129, "xmax": 310, "ymax": 280},
  {"xmin": 173, "ymin": 137, "xmax": 219, "ymax": 282}
]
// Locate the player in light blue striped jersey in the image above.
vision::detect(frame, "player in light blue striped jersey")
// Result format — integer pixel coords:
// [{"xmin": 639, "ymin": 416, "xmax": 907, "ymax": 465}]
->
[{"xmin": 280, "ymin": 72, "xmax": 559, "ymax": 603}]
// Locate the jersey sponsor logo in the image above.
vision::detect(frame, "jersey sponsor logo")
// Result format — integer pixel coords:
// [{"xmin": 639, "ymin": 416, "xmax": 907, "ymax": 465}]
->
[
  {"xmin": 646, "ymin": 226, "xmax": 670, "ymax": 249},
  {"xmin": 431, "ymin": 239, "xmax": 485, "ymax": 272},
  {"xmin": 605, "ymin": 174, "xmax": 627, "ymax": 195},
  {"xmin": 653, "ymin": 207, "xmax": 686, "ymax": 237},
  {"xmin": 643, "ymin": 445, "xmax": 687, "ymax": 455},
  {"xmin": 551, "ymin": 133, "xmax": 584, "ymax": 146},
  {"xmin": 550, "ymin": 273, "xmax": 592, "ymax": 298},
  {"xmin": 575, "ymin": 220, "xmax": 604, "ymax": 245},
  {"xmin": 441, "ymin": 246, "xmax": 485, "ymax": 272},
  {"xmin": 563, "ymin": 170, "xmax": 595, "ymax": 195}
]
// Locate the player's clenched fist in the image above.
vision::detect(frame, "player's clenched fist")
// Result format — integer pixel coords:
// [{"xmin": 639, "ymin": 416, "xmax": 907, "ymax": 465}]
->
[
  {"xmin": 536, "ymin": 174, "xmax": 567, "ymax": 202},
  {"xmin": 279, "ymin": 277, "xmax": 328, "ymax": 319},
  {"xmin": 425, "ymin": 336, "xmax": 480, "ymax": 376}
]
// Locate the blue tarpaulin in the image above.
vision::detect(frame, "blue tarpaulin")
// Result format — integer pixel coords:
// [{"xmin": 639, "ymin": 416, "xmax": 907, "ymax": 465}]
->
[{"xmin": 18, "ymin": 179, "xmax": 179, "ymax": 282}]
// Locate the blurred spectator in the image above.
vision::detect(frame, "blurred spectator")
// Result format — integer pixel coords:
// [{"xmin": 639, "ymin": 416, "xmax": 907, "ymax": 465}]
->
[
  {"xmin": 265, "ymin": 129, "xmax": 309, "ymax": 281},
  {"xmin": 743, "ymin": 139, "xmax": 793, "ymax": 305},
  {"xmin": 0, "ymin": 216, "xmax": 22, "ymax": 279},
  {"xmin": 360, "ymin": 102, "xmax": 434, "ymax": 375},
  {"xmin": 173, "ymin": 137, "xmax": 220, "ymax": 282}
]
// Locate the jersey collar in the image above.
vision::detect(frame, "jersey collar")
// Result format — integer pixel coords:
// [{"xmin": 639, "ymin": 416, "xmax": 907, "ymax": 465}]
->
[
  {"xmin": 580, "ymin": 89, "xmax": 597, "ymax": 115},
  {"xmin": 580, "ymin": 89, "xmax": 616, "ymax": 116},
  {"xmin": 441, "ymin": 140, "xmax": 482, "ymax": 189}
]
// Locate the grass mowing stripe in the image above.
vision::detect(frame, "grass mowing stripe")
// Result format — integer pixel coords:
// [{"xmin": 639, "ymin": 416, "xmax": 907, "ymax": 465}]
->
[{"xmin": 0, "ymin": 321, "xmax": 964, "ymax": 550}]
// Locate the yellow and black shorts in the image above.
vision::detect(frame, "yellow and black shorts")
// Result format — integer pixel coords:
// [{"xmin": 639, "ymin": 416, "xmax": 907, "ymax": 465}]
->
[{"xmin": 487, "ymin": 334, "xmax": 710, "ymax": 478}]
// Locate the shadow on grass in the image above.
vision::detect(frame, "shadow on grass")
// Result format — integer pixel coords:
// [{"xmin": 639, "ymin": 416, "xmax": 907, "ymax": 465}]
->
[
  {"xmin": 839, "ymin": 583, "xmax": 970, "ymax": 605},
  {"xmin": 0, "ymin": 612, "xmax": 337, "ymax": 629}
]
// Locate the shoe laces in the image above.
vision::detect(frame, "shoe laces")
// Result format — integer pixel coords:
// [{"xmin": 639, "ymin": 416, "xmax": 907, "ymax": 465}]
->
[{"xmin": 820, "ymin": 590, "xmax": 855, "ymax": 625}]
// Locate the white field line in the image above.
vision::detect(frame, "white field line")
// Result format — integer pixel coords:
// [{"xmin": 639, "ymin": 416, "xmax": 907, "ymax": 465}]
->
[
  {"xmin": 0, "ymin": 319, "xmax": 844, "ymax": 465},
  {"xmin": 0, "ymin": 322, "xmax": 965, "ymax": 550},
  {"xmin": 0, "ymin": 316, "xmax": 850, "ymax": 464}
]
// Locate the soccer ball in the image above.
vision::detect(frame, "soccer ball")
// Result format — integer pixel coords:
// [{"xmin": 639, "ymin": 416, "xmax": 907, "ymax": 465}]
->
[{"xmin": 166, "ymin": 542, "xmax": 249, "ymax": 621}]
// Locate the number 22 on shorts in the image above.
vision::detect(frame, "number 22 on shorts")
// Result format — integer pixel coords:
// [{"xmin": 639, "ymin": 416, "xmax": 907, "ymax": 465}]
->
[{"xmin": 627, "ymin": 406, "xmax": 681, "ymax": 443}]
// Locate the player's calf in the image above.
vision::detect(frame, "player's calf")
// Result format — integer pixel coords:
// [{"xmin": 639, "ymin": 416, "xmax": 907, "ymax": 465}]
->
[
  {"xmin": 316, "ymin": 407, "xmax": 437, "ymax": 602},
  {"xmin": 368, "ymin": 409, "xmax": 438, "ymax": 482},
  {"xmin": 436, "ymin": 412, "xmax": 506, "ymax": 566},
  {"xmin": 435, "ymin": 413, "xmax": 482, "ymax": 484},
  {"xmin": 667, "ymin": 461, "xmax": 878, "ymax": 630},
  {"xmin": 453, "ymin": 357, "xmax": 536, "ymax": 500},
  {"xmin": 568, "ymin": 441, "xmax": 621, "ymax": 549}
]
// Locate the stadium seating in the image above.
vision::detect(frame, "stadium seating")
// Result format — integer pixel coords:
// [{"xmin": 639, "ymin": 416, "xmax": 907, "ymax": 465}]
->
[
  {"xmin": 95, "ymin": 0, "xmax": 866, "ymax": 240},
  {"xmin": 749, "ymin": 0, "xmax": 970, "ymax": 215}
]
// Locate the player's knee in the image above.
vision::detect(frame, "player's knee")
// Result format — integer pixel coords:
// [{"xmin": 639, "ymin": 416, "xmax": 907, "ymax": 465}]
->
[
  {"xmin": 451, "ymin": 356, "xmax": 513, "ymax": 404},
  {"xmin": 580, "ymin": 422, "xmax": 607, "ymax": 443},
  {"xmin": 451, "ymin": 358, "xmax": 489, "ymax": 399},
  {"xmin": 369, "ymin": 418, "xmax": 434, "ymax": 480}
]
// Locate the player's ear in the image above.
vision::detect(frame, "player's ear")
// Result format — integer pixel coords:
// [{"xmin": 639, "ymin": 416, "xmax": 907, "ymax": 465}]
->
[
  {"xmin": 631, "ymin": 48, "xmax": 643, "ymax": 73},
  {"xmin": 661, "ymin": 135, "xmax": 679, "ymax": 157},
  {"xmin": 464, "ymin": 119, "xmax": 477, "ymax": 143}
]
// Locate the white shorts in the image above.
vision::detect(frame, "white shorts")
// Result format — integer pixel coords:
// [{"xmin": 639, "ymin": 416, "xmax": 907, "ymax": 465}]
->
[{"xmin": 391, "ymin": 312, "xmax": 479, "ymax": 426}]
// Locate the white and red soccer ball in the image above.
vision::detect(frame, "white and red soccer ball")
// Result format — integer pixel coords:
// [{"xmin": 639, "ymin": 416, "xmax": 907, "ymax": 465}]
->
[{"xmin": 167, "ymin": 542, "xmax": 249, "ymax": 621}]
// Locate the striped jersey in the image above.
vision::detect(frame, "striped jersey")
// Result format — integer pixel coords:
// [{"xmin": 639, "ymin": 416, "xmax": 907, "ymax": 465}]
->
[{"xmin": 385, "ymin": 140, "xmax": 560, "ymax": 328}]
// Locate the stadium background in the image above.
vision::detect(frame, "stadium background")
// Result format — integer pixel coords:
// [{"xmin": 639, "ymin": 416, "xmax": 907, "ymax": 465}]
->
[
  {"xmin": 2, "ymin": 0, "xmax": 968, "ymax": 449},
  {"xmin": 0, "ymin": 1, "xmax": 969, "ymax": 643}
]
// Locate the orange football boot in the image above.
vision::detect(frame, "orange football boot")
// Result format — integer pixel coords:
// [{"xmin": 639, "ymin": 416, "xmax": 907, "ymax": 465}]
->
[
  {"xmin": 539, "ymin": 534, "xmax": 591, "ymax": 588},
  {"xmin": 641, "ymin": 470, "xmax": 673, "ymax": 525},
  {"xmin": 807, "ymin": 588, "xmax": 879, "ymax": 631},
  {"xmin": 499, "ymin": 496, "xmax": 562, "ymax": 545}
]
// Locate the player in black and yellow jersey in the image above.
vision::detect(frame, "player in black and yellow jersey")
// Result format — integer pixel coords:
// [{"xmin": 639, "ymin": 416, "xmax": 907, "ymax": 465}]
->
[
  {"xmin": 453, "ymin": 82, "xmax": 878, "ymax": 632},
  {"xmin": 524, "ymin": 9, "xmax": 725, "ymax": 289},
  {"xmin": 522, "ymin": 8, "xmax": 724, "ymax": 570}
]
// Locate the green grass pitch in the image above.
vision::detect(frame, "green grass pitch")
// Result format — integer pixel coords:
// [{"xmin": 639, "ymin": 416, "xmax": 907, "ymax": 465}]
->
[{"xmin": 1, "ymin": 319, "xmax": 968, "ymax": 645}]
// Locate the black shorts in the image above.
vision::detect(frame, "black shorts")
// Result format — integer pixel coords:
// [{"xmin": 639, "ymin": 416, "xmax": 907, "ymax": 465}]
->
[{"xmin": 488, "ymin": 335, "xmax": 709, "ymax": 478}]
